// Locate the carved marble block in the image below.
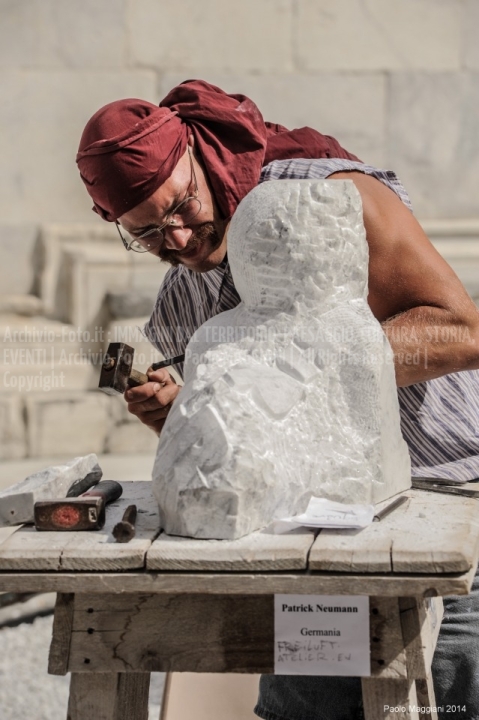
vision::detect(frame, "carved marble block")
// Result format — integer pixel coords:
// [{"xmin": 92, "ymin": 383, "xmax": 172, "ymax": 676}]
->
[{"xmin": 152, "ymin": 180, "xmax": 411, "ymax": 539}]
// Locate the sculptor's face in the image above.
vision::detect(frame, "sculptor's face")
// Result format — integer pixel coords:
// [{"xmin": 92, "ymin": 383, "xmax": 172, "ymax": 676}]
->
[{"xmin": 118, "ymin": 137, "xmax": 228, "ymax": 272}]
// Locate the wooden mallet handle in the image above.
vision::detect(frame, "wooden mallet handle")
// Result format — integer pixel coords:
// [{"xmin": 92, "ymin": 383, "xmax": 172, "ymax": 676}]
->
[{"xmin": 128, "ymin": 369, "xmax": 149, "ymax": 387}]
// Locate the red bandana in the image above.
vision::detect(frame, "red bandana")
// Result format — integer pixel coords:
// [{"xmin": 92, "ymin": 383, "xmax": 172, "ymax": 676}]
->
[{"xmin": 77, "ymin": 79, "xmax": 360, "ymax": 222}]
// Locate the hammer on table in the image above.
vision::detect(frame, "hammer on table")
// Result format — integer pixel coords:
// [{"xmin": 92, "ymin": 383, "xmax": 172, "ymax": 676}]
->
[
  {"xmin": 99, "ymin": 342, "xmax": 185, "ymax": 395},
  {"xmin": 34, "ymin": 480, "xmax": 123, "ymax": 531}
]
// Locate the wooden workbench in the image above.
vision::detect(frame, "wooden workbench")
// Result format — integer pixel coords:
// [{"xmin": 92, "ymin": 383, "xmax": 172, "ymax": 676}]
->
[{"xmin": 0, "ymin": 482, "xmax": 478, "ymax": 720}]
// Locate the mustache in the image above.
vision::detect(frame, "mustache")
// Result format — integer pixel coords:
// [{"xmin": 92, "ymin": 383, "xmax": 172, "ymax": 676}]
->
[{"xmin": 159, "ymin": 222, "xmax": 221, "ymax": 266}]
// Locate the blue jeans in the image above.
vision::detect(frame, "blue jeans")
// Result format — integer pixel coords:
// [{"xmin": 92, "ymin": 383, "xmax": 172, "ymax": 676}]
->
[{"xmin": 255, "ymin": 566, "xmax": 479, "ymax": 720}]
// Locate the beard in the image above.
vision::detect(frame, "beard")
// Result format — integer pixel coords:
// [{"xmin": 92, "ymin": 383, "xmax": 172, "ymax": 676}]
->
[{"xmin": 159, "ymin": 222, "xmax": 223, "ymax": 267}]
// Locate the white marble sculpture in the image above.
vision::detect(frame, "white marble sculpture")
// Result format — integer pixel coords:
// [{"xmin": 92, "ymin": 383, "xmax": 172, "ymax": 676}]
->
[{"xmin": 152, "ymin": 180, "xmax": 411, "ymax": 540}]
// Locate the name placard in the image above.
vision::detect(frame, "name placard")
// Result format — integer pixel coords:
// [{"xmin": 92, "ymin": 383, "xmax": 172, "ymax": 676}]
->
[{"xmin": 274, "ymin": 594, "xmax": 370, "ymax": 676}]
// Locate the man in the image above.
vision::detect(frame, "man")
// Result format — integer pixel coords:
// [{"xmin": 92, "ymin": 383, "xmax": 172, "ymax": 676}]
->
[{"xmin": 78, "ymin": 80, "xmax": 479, "ymax": 720}]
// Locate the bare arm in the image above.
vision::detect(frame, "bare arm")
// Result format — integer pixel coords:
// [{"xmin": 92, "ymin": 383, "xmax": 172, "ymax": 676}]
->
[{"xmin": 330, "ymin": 172, "xmax": 479, "ymax": 386}]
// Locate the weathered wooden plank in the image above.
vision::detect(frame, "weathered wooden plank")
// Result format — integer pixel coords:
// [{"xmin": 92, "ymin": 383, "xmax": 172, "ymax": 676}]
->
[
  {"xmin": 63, "ymin": 592, "xmax": 448, "ymax": 679},
  {"xmin": 310, "ymin": 491, "xmax": 479, "ymax": 574},
  {"xmin": 415, "ymin": 675, "xmax": 438, "ymax": 720},
  {"xmin": 0, "ymin": 526, "xmax": 19, "ymax": 547},
  {"xmin": 68, "ymin": 673, "xmax": 117, "ymax": 720},
  {"xmin": 68, "ymin": 593, "xmax": 275, "ymax": 673},
  {"xmin": 392, "ymin": 493, "xmax": 479, "ymax": 573},
  {"xmin": 0, "ymin": 528, "xmax": 66, "ymax": 571},
  {"xmin": 362, "ymin": 678, "xmax": 419, "ymax": 719},
  {"xmin": 147, "ymin": 528, "xmax": 316, "ymax": 571},
  {"xmin": 426, "ymin": 597, "xmax": 443, "ymax": 670},
  {"xmin": 309, "ymin": 526, "xmax": 394, "ymax": 573},
  {"xmin": 67, "ymin": 672, "xmax": 150, "ymax": 720},
  {"xmin": 48, "ymin": 592, "xmax": 74, "ymax": 675},
  {"xmin": 399, "ymin": 597, "xmax": 443, "ymax": 680},
  {"xmin": 0, "ymin": 481, "xmax": 160, "ymax": 571},
  {"xmin": 0, "ymin": 567, "xmax": 474, "ymax": 597},
  {"xmin": 114, "ymin": 673, "xmax": 150, "ymax": 720}
]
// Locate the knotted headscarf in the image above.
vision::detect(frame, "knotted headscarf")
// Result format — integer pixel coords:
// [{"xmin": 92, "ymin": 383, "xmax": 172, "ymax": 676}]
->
[{"xmin": 77, "ymin": 79, "xmax": 360, "ymax": 222}]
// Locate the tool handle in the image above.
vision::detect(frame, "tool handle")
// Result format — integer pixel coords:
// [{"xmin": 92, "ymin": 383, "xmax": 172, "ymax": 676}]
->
[
  {"xmin": 151, "ymin": 354, "xmax": 185, "ymax": 370},
  {"xmin": 83, "ymin": 480, "xmax": 123, "ymax": 505},
  {"xmin": 128, "ymin": 369, "xmax": 149, "ymax": 387},
  {"xmin": 66, "ymin": 466, "xmax": 103, "ymax": 497}
]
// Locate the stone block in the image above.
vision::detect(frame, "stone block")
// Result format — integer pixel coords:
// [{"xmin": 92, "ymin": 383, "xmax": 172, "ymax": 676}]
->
[
  {"xmin": 26, "ymin": 391, "xmax": 111, "ymax": 457},
  {"xmin": 0, "ymin": 71, "xmax": 157, "ymax": 225},
  {"xmin": 153, "ymin": 180, "xmax": 411, "ymax": 539},
  {"xmin": 37, "ymin": 225, "xmax": 168, "ymax": 359},
  {"xmin": 0, "ymin": 0, "xmax": 127, "ymax": 69},
  {"xmin": 463, "ymin": 0, "xmax": 479, "ymax": 70},
  {"xmin": 0, "ymin": 314, "xmax": 98, "ymax": 392},
  {"xmin": 296, "ymin": 0, "xmax": 461, "ymax": 71},
  {"xmin": 39, "ymin": 226, "xmax": 132, "ymax": 353},
  {"xmin": 105, "ymin": 392, "xmax": 159, "ymax": 455},
  {"xmin": 0, "ymin": 224, "xmax": 39, "ymax": 296},
  {"xmin": 160, "ymin": 73, "xmax": 387, "ymax": 167},
  {"xmin": 388, "ymin": 73, "xmax": 479, "ymax": 218},
  {"xmin": 0, "ymin": 295, "xmax": 43, "ymax": 316},
  {"xmin": 39, "ymin": 224, "xmax": 118, "ymax": 323},
  {"xmin": 0, "ymin": 394, "xmax": 26, "ymax": 460},
  {"xmin": 128, "ymin": 0, "xmax": 293, "ymax": 72},
  {"xmin": 0, "ymin": 362, "xmax": 95, "ymax": 395},
  {"xmin": 103, "ymin": 352, "xmax": 178, "ymax": 455},
  {"xmin": 106, "ymin": 420, "xmax": 159, "ymax": 455}
]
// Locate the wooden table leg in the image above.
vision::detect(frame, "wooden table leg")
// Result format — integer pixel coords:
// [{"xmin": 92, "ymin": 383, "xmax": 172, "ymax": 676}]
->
[
  {"xmin": 67, "ymin": 672, "xmax": 150, "ymax": 720},
  {"xmin": 49, "ymin": 594, "xmax": 151, "ymax": 720},
  {"xmin": 399, "ymin": 596, "xmax": 442, "ymax": 720},
  {"xmin": 362, "ymin": 677, "xmax": 420, "ymax": 719},
  {"xmin": 361, "ymin": 596, "xmax": 443, "ymax": 719},
  {"xmin": 416, "ymin": 675, "xmax": 438, "ymax": 720}
]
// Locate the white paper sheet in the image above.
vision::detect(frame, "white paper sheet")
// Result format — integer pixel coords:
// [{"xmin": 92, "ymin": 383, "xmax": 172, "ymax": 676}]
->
[
  {"xmin": 274, "ymin": 594, "xmax": 371, "ymax": 676},
  {"xmin": 274, "ymin": 497, "xmax": 375, "ymax": 533}
]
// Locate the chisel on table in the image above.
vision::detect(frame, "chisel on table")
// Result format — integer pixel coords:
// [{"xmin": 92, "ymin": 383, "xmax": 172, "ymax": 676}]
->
[
  {"xmin": 34, "ymin": 480, "xmax": 123, "ymax": 531},
  {"xmin": 113, "ymin": 504, "xmax": 138, "ymax": 543}
]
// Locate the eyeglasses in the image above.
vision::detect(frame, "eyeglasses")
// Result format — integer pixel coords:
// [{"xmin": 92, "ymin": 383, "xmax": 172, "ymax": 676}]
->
[{"xmin": 116, "ymin": 147, "xmax": 201, "ymax": 253}]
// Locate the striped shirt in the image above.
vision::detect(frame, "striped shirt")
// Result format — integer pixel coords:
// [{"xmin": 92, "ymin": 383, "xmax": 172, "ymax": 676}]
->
[{"xmin": 145, "ymin": 158, "xmax": 479, "ymax": 481}]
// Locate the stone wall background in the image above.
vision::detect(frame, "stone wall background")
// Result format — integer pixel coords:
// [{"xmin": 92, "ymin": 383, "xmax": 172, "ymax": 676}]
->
[
  {"xmin": 1, "ymin": 0, "xmax": 479, "ymax": 460},
  {"xmin": 1, "ymin": 0, "xmax": 479, "ymax": 223}
]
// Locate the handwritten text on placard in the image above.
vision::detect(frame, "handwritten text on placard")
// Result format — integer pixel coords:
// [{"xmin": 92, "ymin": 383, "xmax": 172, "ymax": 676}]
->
[{"xmin": 274, "ymin": 594, "xmax": 370, "ymax": 676}]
